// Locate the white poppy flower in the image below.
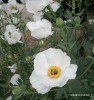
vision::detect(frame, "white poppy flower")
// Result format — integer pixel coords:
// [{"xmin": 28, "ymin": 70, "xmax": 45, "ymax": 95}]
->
[
  {"xmin": 6, "ymin": 96, "xmax": 12, "ymax": 100},
  {"xmin": 26, "ymin": 0, "xmax": 48, "ymax": 14},
  {"xmin": 10, "ymin": 74, "xmax": 21, "ymax": 85},
  {"xmin": 33, "ymin": 12, "xmax": 43, "ymax": 21},
  {"xmin": 48, "ymin": 0, "xmax": 60, "ymax": 12},
  {"xmin": 8, "ymin": 64, "xmax": 17, "ymax": 73},
  {"xmin": 2, "ymin": 0, "xmax": 24, "ymax": 15},
  {"xmin": 3, "ymin": 25, "xmax": 22, "ymax": 45},
  {"xmin": 26, "ymin": 19, "xmax": 53, "ymax": 39},
  {"xmin": 30, "ymin": 48, "xmax": 78, "ymax": 94}
]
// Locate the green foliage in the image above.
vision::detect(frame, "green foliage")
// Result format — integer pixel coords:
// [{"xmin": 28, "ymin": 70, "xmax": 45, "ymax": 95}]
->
[{"xmin": 0, "ymin": 0, "xmax": 94, "ymax": 100}]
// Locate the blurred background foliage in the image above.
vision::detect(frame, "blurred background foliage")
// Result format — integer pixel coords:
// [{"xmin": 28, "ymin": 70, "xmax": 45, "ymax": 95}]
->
[{"xmin": 0, "ymin": 0, "xmax": 94, "ymax": 100}]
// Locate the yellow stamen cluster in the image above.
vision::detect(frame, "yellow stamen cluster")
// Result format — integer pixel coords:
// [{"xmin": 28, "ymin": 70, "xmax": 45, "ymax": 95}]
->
[{"xmin": 48, "ymin": 66, "xmax": 61, "ymax": 78}]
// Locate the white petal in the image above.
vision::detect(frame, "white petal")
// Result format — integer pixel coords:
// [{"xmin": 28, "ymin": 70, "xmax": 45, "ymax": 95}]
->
[
  {"xmin": 50, "ymin": 2, "xmax": 60, "ymax": 12},
  {"xmin": 59, "ymin": 52, "xmax": 71, "ymax": 71},
  {"xmin": 43, "ymin": 48, "xmax": 71, "ymax": 68},
  {"xmin": 34, "ymin": 52, "xmax": 49, "ymax": 77},
  {"xmin": 59, "ymin": 64, "xmax": 78, "ymax": 87},
  {"xmin": 31, "ymin": 27, "xmax": 53, "ymax": 39},
  {"xmin": 64, "ymin": 64, "xmax": 78, "ymax": 79},
  {"xmin": 26, "ymin": 0, "xmax": 48, "ymax": 14},
  {"xmin": 59, "ymin": 75, "xmax": 69, "ymax": 87},
  {"xmin": 6, "ymin": 96, "xmax": 12, "ymax": 100},
  {"xmin": 30, "ymin": 71, "xmax": 51, "ymax": 94},
  {"xmin": 26, "ymin": 21, "xmax": 37, "ymax": 32},
  {"xmin": 10, "ymin": 74, "xmax": 21, "ymax": 85},
  {"xmin": 42, "ymin": 75, "xmax": 63, "ymax": 87}
]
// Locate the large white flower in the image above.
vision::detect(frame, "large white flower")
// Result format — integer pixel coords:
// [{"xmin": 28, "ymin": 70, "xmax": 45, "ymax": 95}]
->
[
  {"xmin": 10, "ymin": 74, "xmax": 21, "ymax": 85},
  {"xmin": 3, "ymin": 25, "xmax": 22, "ymax": 45},
  {"xmin": 26, "ymin": 19, "xmax": 53, "ymax": 39},
  {"xmin": 48, "ymin": 0, "xmax": 60, "ymax": 12},
  {"xmin": 30, "ymin": 48, "xmax": 78, "ymax": 94},
  {"xmin": 8, "ymin": 64, "xmax": 17, "ymax": 73},
  {"xmin": 26, "ymin": 0, "xmax": 48, "ymax": 14},
  {"xmin": 2, "ymin": 0, "xmax": 24, "ymax": 15}
]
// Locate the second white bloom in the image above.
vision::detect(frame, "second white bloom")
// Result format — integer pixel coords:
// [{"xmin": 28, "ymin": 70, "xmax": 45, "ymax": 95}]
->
[{"xmin": 26, "ymin": 19, "xmax": 53, "ymax": 39}]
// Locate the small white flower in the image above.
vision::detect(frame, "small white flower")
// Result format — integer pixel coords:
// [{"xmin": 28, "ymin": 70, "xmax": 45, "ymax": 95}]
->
[
  {"xmin": 48, "ymin": 0, "xmax": 60, "ymax": 12},
  {"xmin": 2, "ymin": 0, "xmax": 24, "ymax": 15},
  {"xmin": 89, "ymin": 19, "xmax": 94, "ymax": 24},
  {"xmin": 6, "ymin": 96, "xmax": 12, "ymax": 100},
  {"xmin": 10, "ymin": 74, "xmax": 21, "ymax": 85},
  {"xmin": 33, "ymin": 12, "xmax": 43, "ymax": 21},
  {"xmin": 26, "ymin": 19, "xmax": 53, "ymax": 39},
  {"xmin": 67, "ymin": 19, "xmax": 72, "ymax": 23},
  {"xmin": 26, "ymin": 0, "xmax": 48, "ymax": 14},
  {"xmin": 8, "ymin": 64, "xmax": 17, "ymax": 73},
  {"xmin": 64, "ymin": 19, "xmax": 72, "ymax": 24},
  {"xmin": 30, "ymin": 48, "xmax": 78, "ymax": 94},
  {"xmin": 3, "ymin": 25, "xmax": 22, "ymax": 45}
]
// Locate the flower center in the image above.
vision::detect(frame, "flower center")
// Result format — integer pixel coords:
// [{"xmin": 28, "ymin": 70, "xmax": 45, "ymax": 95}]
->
[{"xmin": 48, "ymin": 66, "xmax": 61, "ymax": 78}]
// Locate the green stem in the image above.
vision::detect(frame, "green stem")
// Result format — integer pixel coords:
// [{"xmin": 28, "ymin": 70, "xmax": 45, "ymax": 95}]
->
[{"xmin": 72, "ymin": 0, "xmax": 76, "ymax": 15}]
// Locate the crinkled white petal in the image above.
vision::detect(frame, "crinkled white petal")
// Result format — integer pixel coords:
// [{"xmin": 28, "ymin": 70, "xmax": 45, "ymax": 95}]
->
[
  {"xmin": 59, "ymin": 75, "xmax": 69, "ymax": 87},
  {"xmin": 10, "ymin": 74, "xmax": 21, "ymax": 85},
  {"xmin": 33, "ymin": 12, "xmax": 43, "ymax": 21},
  {"xmin": 43, "ymin": 48, "xmax": 71, "ymax": 69},
  {"xmin": 41, "ymin": 75, "xmax": 63, "ymax": 87},
  {"xmin": 59, "ymin": 64, "xmax": 78, "ymax": 87},
  {"xmin": 30, "ymin": 71, "xmax": 51, "ymax": 94},
  {"xmin": 34, "ymin": 52, "xmax": 49, "ymax": 77},
  {"xmin": 6, "ymin": 96, "xmax": 12, "ymax": 100},
  {"xmin": 59, "ymin": 52, "xmax": 71, "ymax": 71},
  {"xmin": 8, "ymin": 64, "xmax": 17, "ymax": 73},
  {"xmin": 50, "ymin": 2, "xmax": 60, "ymax": 12},
  {"xmin": 64, "ymin": 64, "xmax": 78, "ymax": 79},
  {"xmin": 26, "ymin": 0, "xmax": 48, "ymax": 14}
]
